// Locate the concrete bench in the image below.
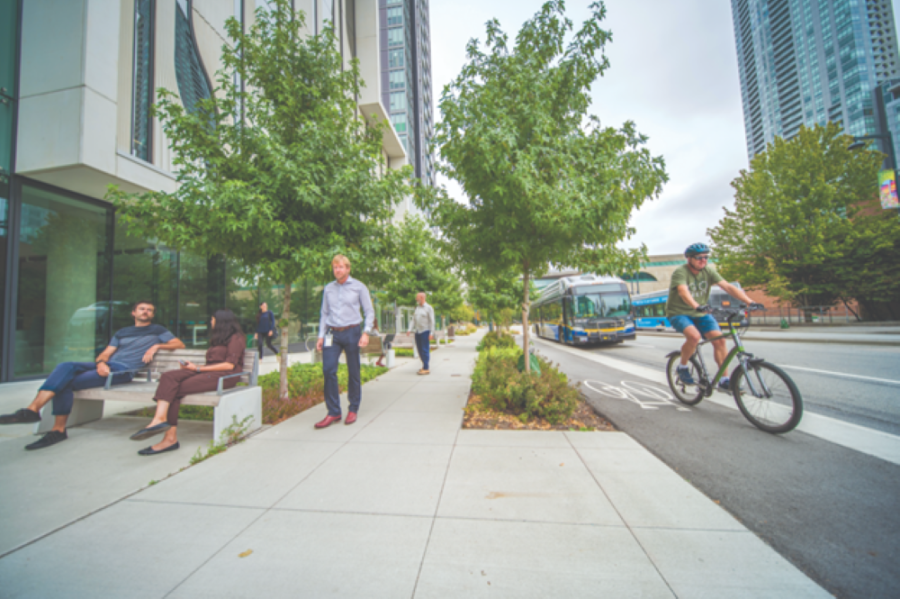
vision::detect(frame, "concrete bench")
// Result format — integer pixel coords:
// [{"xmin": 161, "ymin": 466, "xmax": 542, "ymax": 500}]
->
[
  {"xmin": 35, "ymin": 349, "xmax": 262, "ymax": 441},
  {"xmin": 393, "ymin": 331, "xmax": 447, "ymax": 348}
]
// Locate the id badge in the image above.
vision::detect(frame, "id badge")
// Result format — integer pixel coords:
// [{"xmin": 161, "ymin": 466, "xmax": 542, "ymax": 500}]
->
[{"xmin": 324, "ymin": 334, "xmax": 333, "ymax": 347}]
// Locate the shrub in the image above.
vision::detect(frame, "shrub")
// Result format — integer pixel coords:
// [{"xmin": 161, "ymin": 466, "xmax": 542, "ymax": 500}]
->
[
  {"xmin": 259, "ymin": 363, "xmax": 386, "ymax": 424},
  {"xmin": 471, "ymin": 347, "xmax": 578, "ymax": 424},
  {"xmin": 453, "ymin": 322, "xmax": 479, "ymax": 336},
  {"xmin": 476, "ymin": 330, "xmax": 517, "ymax": 352},
  {"xmin": 130, "ymin": 363, "xmax": 388, "ymax": 428}
]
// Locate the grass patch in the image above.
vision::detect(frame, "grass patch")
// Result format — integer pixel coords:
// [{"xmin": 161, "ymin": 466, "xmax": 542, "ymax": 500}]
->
[
  {"xmin": 190, "ymin": 415, "xmax": 254, "ymax": 465},
  {"xmin": 394, "ymin": 348, "xmax": 414, "ymax": 357}
]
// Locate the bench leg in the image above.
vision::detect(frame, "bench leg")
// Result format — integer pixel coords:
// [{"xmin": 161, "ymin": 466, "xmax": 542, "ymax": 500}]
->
[
  {"xmin": 213, "ymin": 387, "xmax": 262, "ymax": 442},
  {"xmin": 34, "ymin": 399, "xmax": 104, "ymax": 435}
]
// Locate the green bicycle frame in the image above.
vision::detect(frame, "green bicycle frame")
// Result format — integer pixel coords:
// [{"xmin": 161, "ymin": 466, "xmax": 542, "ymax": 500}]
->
[{"xmin": 692, "ymin": 318, "xmax": 763, "ymax": 397}]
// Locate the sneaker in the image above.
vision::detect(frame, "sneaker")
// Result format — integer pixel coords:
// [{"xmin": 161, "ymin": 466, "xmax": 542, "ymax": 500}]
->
[
  {"xmin": 717, "ymin": 377, "xmax": 731, "ymax": 392},
  {"xmin": 0, "ymin": 408, "xmax": 42, "ymax": 425},
  {"xmin": 676, "ymin": 365, "xmax": 696, "ymax": 385},
  {"xmin": 25, "ymin": 430, "xmax": 67, "ymax": 450}
]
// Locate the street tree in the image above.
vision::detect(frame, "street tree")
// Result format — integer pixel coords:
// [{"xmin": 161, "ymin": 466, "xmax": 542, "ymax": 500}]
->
[
  {"xmin": 709, "ymin": 122, "xmax": 900, "ymax": 319},
  {"xmin": 466, "ymin": 267, "xmax": 526, "ymax": 331},
  {"xmin": 371, "ymin": 216, "xmax": 465, "ymax": 330},
  {"xmin": 108, "ymin": 0, "xmax": 410, "ymax": 399},
  {"xmin": 424, "ymin": 0, "xmax": 667, "ymax": 370}
]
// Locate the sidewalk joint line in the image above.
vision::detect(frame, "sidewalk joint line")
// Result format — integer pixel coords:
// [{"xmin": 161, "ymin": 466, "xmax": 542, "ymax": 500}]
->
[
  {"xmin": 410, "ymin": 395, "xmax": 465, "ymax": 598},
  {"xmin": 564, "ymin": 431, "xmax": 678, "ymax": 597}
]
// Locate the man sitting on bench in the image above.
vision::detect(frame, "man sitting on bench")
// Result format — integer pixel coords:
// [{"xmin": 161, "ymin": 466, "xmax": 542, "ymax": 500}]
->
[{"xmin": 0, "ymin": 300, "xmax": 185, "ymax": 450}]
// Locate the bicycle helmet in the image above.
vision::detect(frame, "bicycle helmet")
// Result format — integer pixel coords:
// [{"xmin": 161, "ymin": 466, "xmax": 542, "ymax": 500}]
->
[{"xmin": 684, "ymin": 242, "xmax": 711, "ymax": 257}]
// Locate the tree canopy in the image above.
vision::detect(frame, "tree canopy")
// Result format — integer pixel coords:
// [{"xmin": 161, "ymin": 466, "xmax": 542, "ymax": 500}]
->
[
  {"xmin": 422, "ymin": 0, "xmax": 667, "ymax": 368},
  {"xmin": 709, "ymin": 122, "xmax": 900, "ymax": 319},
  {"xmin": 108, "ymin": 0, "xmax": 411, "ymax": 396},
  {"xmin": 466, "ymin": 266, "xmax": 529, "ymax": 328},
  {"xmin": 371, "ymin": 216, "xmax": 465, "ymax": 318}
]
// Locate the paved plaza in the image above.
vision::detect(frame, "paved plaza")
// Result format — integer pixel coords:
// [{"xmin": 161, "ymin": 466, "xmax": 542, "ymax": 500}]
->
[{"xmin": 0, "ymin": 331, "xmax": 829, "ymax": 598}]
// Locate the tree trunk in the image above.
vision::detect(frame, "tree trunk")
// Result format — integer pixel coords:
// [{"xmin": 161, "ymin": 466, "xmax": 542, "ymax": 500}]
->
[
  {"xmin": 522, "ymin": 269, "xmax": 531, "ymax": 374},
  {"xmin": 279, "ymin": 282, "xmax": 292, "ymax": 401},
  {"xmin": 841, "ymin": 298, "xmax": 860, "ymax": 321}
]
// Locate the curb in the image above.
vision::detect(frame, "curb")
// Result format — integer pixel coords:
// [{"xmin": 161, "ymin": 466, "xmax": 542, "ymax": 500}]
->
[{"xmin": 636, "ymin": 330, "xmax": 900, "ymax": 347}]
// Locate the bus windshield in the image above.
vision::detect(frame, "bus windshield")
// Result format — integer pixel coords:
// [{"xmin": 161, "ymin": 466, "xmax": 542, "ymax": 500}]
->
[{"xmin": 572, "ymin": 292, "xmax": 632, "ymax": 319}]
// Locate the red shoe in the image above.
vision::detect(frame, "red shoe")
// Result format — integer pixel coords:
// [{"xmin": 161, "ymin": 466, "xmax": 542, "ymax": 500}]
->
[
  {"xmin": 345, "ymin": 412, "xmax": 358, "ymax": 425},
  {"xmin": 314, "ymin": 415, "xmax": 342, "ymax": 429}
]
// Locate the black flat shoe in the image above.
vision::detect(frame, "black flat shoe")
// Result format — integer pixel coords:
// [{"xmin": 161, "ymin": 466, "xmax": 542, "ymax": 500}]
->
[
  {"xmin": 138, "ymin": 442, "xmax": 180, "ymax": 456},
  {"xmin": 0, "ymin": 408, "xmax": 42, "ymax": 425},
  {"xmin": 130, "ymin": 422, "xmax": 171, "ymax": 441},
  {"xmin": 25, "ymin": 430, "xmax": 67, "ymax": 450}
]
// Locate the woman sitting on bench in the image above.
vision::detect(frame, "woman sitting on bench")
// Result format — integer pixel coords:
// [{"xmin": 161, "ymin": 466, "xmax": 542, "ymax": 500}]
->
[{"xmin": 130, "ymin": 309, "xmax": 245, "ymax": 456}]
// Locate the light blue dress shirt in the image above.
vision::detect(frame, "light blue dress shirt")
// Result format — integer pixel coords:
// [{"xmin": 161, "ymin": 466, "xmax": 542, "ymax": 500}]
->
[{"xmin": 318, "ymin": 276, "xmax": 375, "ymax": 338}]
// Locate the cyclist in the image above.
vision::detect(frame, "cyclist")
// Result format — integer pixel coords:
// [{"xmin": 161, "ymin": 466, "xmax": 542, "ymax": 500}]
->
[{"xmin": 667, "ymin": 242, "xmax": 759, "ymax": 390}]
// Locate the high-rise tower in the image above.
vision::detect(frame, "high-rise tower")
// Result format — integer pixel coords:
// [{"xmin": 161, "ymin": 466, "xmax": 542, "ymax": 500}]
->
[
  {"xmin": 380, "ymin": 0, "xmax": 435, "ymax": 187},
  {"xmin": 731, "ymin": 0, "xmax": 900, "ymax": 160}
]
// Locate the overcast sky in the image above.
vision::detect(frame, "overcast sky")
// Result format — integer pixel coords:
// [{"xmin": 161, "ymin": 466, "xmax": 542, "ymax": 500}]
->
[{"xmin": 429, "ymin": 0, "xmax": 900, "ymax": 257}]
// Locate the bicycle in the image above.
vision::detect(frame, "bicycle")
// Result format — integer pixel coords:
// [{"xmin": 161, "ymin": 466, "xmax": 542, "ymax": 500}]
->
[{"xmin": 664, "ymin": 306, "xmax": 803, "ymax": 434}]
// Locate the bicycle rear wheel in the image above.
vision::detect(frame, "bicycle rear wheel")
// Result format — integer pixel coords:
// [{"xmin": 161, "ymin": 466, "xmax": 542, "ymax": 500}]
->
[
  {"xmin": 666, "ymin": 354, "xmax": 704, "ymax": 406},
  {"xmin": 732, "ymin": 361, "xmax": 803, "ymax": 433}
]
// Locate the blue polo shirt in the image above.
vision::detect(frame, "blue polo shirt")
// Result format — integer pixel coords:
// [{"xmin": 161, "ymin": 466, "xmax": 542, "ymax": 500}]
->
[{"xmin": 109, "ymin": 324, "xmax": 176, "ymax": 370}]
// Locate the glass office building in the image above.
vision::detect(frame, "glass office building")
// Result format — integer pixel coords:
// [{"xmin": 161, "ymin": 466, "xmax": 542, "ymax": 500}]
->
[
  {"xmin": 379, "ymin": 0, "xmax": 435, "ymax": 187},
  {"xmin": 732, "ymin": 0, "xmax": 900, "ymax": 159},
  {"xmin": 0, "ymin": 0, "xmax": 405, "ymax": 383}
]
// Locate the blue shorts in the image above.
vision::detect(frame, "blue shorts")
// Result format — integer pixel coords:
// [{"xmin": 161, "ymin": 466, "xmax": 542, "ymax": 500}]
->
[{"xmin": 670, "ymin": 314, "xmax": 720, "ymax": 336}]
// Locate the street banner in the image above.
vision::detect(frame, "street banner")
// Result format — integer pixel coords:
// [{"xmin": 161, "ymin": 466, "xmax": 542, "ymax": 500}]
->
[{"xmin": 878, "ymin": 169, "xmax": 899, "ymax": 209}]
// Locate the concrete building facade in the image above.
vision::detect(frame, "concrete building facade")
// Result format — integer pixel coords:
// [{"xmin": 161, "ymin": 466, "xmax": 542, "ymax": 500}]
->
[{"xmin": 0, "ymin": 0, "xmax": 404, "ymax": 382}]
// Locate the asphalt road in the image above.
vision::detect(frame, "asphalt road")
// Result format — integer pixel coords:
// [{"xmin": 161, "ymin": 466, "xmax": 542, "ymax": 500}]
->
[
  {"xmin": 529, "ymin": 335, "xmax": 900, "ymax": 599},
  {"xmin": 584, "ymin": 332, "xmax": 900, "ymax": 436}
]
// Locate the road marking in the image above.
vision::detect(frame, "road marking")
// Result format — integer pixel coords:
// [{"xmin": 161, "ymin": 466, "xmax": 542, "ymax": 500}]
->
[
  {"xmin": 532, "ymin": 336, "xmax": 900, "ymax": 466},
  {"xmin": 781, "ymin": 365, "xmax": 900, "ymax": 386},
  {"xmin": 584, "ymin": 380, "xmax": 691, "ymax": 412}
]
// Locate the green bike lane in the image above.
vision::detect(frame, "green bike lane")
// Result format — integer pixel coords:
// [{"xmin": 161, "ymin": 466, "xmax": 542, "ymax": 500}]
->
[{"xmin": 530, "ymin": 336, "xmax": 900, "ymax": 599}]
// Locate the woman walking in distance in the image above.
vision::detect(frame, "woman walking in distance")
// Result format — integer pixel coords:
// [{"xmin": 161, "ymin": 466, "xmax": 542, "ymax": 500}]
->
[{"xmin": 130, "ymin": 309, "xmax": 245, "ymax": 455}]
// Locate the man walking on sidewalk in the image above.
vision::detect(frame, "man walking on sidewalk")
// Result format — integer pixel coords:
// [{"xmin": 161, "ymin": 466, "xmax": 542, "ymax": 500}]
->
[
  {"xmin": 314, "ymin": 255, "xmax": 375, "ymax": 429},
  {"xmin": 410, "ymin": 292, "xmax": 435, "ymax": 375}
]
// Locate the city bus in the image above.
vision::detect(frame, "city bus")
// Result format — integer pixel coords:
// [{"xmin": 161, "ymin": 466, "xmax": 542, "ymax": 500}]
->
[
  {"xmin": 530, "ymin": 275, "xmax": 636, "ymax": 345},
  {"xmin": 632, "ymin": 282, "xmax": 750, "ymax": 330}
]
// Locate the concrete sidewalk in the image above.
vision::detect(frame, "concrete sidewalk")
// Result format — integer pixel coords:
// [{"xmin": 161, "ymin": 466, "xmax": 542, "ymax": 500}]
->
[{"xmin": 0, "ymin": 332, "xmax": 828, "ymax": 598}]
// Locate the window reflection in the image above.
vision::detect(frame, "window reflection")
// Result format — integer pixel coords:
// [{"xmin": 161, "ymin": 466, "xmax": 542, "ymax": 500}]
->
[{"xmin": 15, "ymin": 185, "xmax": 111, "ymax": 377}]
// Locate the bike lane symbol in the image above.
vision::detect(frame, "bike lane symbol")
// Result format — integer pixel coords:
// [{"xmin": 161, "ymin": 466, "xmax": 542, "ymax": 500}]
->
[{"xmin": 583, "ymin": 380, "xmax": 691, "ymax": 412}]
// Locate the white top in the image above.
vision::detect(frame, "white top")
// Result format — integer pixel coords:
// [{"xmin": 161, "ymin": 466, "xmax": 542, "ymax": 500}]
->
[{"xmin": 410, "ymin": 303, "xmax": 436, "ymax": 334}]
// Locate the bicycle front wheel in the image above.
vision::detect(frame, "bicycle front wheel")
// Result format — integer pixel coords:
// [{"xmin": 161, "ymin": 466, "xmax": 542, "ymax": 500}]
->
[
  {"xmin": 732, "ymin": 361, "xmax": 803, "ymax": 433},
  {"xmin": 666, "ymin": 354, "xmax": 704, "ymax": 406}
]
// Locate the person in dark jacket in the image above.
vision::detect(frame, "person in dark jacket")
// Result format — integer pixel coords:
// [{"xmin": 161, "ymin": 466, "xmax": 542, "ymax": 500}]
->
[
  {"xmin": 255, "ymin": 302, "xmax": 279, "ymax": 358},
  {"xmin": 130, "ymin": 309, "xmax": 245, "ymax": 455}
]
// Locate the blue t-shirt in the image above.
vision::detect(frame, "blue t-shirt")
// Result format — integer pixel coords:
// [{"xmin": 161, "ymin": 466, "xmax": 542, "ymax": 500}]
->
[{"xmin": 109, "ymin": 324, "xmax": 176, "ymax": 370}]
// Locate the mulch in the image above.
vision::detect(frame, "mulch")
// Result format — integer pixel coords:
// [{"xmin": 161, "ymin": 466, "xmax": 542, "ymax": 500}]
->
[{"xmin": 463, "ymin": 392, "xmax": 616, "ymax": 431}]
